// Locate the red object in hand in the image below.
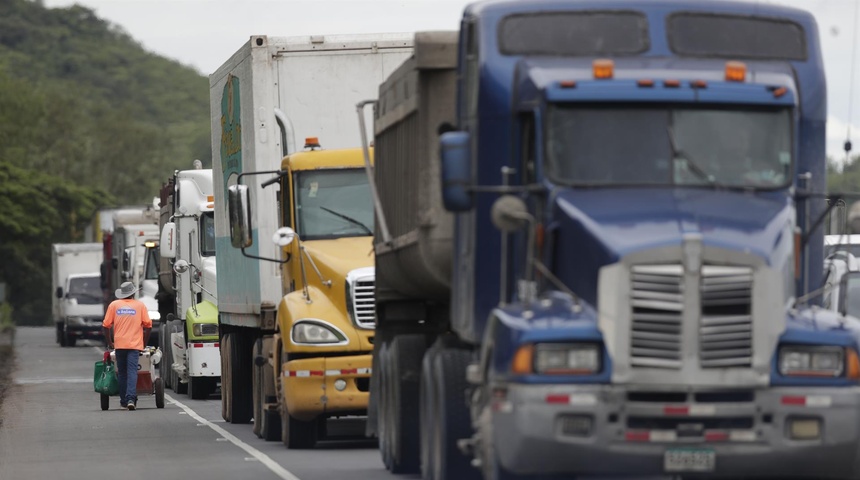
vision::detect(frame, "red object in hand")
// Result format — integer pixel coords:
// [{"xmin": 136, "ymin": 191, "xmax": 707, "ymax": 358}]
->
[{"xmin": 103, "ymin": 351, "xmax": 111, "ymax": 363}]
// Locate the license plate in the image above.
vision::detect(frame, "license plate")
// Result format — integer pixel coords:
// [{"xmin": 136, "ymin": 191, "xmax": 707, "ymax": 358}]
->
[{"xmin": 664, "ymin": 448, "xmax": 715, "ymax": 472}]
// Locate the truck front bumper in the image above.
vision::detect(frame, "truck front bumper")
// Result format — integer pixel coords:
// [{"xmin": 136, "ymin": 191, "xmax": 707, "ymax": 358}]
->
[
  {"xmin": 65, "ymin": 317, "xmax": 104, "ymax": 340},
  {"xmin": 492, "ymin": 383, "xmax": 860, "ymax": 479},
  {"xmin": 282, "ymin": 354, "xmax": 371, "ymax": 421}
]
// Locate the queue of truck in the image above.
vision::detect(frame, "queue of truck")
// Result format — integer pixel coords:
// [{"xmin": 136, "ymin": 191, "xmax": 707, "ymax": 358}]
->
[{"xmin": 46, "ymin": 0, "xmax": 860, "ymax": 477}]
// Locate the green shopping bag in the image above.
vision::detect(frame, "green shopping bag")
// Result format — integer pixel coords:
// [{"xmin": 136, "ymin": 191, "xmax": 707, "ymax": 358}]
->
[{"xmin": 93, "ymin": 360, "xmax": 119, "ymax": 396}]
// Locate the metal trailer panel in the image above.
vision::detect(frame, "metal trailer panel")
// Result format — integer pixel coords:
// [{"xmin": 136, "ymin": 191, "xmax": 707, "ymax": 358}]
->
[
  {"xmin": 373, "ymin": 32, "xmax": 458, "ymax": 307},
  {"xmin": 210, "ymin": 34, "xmax": 413, "ymax": 327},
  {"xmin": 51, "ymin": 243, "xmax": 102, "ymax": 324}
]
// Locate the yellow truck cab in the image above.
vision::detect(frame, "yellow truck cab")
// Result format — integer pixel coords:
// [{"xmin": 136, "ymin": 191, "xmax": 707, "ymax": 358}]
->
[{"xmin": 273, "ymin": 140, "xmax": 375, "ymax": 448}]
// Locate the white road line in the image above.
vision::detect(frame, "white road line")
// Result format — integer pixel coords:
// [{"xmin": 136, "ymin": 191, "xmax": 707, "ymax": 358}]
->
[
  {"xmin": 166, "ymin": 394, "xmax": 300, "ymax": 480},
  {"xmin": 15, "ymin": 378, "xmax": 92, "ymax": 385}
]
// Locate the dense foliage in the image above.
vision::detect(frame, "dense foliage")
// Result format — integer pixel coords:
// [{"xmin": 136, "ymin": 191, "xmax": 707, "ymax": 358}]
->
[{"xmin": 0, "ymin": 0, "xmax": 210, "ymax": 325}]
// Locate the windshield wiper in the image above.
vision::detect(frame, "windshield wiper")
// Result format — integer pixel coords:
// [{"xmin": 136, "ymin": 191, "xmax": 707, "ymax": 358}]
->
[
  {"xmin": 667, "ymin": 124, "xmax": 722, "ymax": 187},
  {"xmin": 319, "ymin": 206, "xmax": 372, "ymax": 235}
]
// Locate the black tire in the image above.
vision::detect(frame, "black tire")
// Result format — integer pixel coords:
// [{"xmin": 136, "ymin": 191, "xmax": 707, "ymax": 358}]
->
[
  {"xmin": 382, "ymin": 335, "xmax": 426, "ymax": 474},
  {"xmin": 377, "ymin": 340, "xmax": 393, "ymax": 470},
  {"xmin": 189, "ymin": 377, "xmax": 210, "ymax": 400},
  {"xmin": 261, "ymin": 408, "xmax": 282, "ymax": 442},
  {"xmin": 155, "ymin": 378, "xmax": 165, "ymax": 409},
  {"xmin": 226, "ymin": 329, "xmax": 253, "ymax": 423},
  {"xmin": 56, "ymin": 323, "xmax": 64, "ymax": 345},
  {"xmin": 65, "ymin": 331, "xmax": 77, "ymax": 347},
  {"xmin": 280, "ymin": 409, "xmax": 317, "ymax": 449},
  {"xmin": 260, "ymin": 338, "xmax": 281, "ymax": 442},
  {"xmin": 430, "ymin": 347, "xmax": 479, "ymax": 480},
  {"xmin": 420, "ymin": 347, "xmax": 439, "ymax": 480},
  {"xmin": 221, "ymin": 333, "xmax": 232, "ymax": 422},
  {"xmin": 252, "ymin": 338, "xmax": 264, "ymax": 438},
  {"xmin": 100, "ymin": 393, "xmax": 109, "ymax": 411}
]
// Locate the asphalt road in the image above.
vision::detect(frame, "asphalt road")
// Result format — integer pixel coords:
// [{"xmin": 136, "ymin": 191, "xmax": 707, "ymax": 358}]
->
[
  {"xmin": 0, "ymin": 327, "xmax": 402, "ymax": 480},
  {"xmin": 0, "ymin": 327, "xmax": 672, "ymax": 480}
]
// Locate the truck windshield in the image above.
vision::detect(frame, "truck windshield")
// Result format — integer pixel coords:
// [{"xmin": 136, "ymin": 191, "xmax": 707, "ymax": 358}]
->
[
  {"xmin": 293, "ymin": 169, "xmax": 374, "ymax": 240},
  {"xmin": 67, "ymin": 277, "xmax": 101, "ymax": 304},
  {"xmin": 200, "ymin": 212, "xmax": 215, "ymax": 256},
  {"xmin": 144, "ymin": 247, "xmax": 159, "ymax": 280},
  {"xmin": 545, "ymin": 104, "xmax": 792, "ymax": 189}
]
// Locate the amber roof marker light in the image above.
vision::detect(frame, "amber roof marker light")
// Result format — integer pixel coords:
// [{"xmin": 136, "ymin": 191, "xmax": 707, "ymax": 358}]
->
[
  {"xmin": 592, "ymin": 59, "xmax": 614, "ymax": 79},
  {"xmin": 725, "ymin": 61, "xmax": 747, "ymax": 82}
]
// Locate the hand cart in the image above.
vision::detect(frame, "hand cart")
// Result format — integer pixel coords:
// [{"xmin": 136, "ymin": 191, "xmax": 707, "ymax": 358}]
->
[{"xmin": 98, "ymin": 346, "xmax": 165, "ymax": 410}]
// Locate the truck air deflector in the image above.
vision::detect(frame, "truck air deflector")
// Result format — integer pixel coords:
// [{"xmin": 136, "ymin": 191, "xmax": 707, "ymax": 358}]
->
[{"xmin": 544, "ymin": 80, "xmax": 796, "ymax": 106}]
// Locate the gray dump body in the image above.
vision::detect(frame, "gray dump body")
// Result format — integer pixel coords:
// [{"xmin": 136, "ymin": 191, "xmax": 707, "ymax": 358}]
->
[{"xmin": 373, "ymin": 32, "xmax": 458, "ymax": 306}]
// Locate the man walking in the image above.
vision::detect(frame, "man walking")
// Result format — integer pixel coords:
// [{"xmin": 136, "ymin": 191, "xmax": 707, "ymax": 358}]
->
[{"xmin": 102, "ymin": 282, "xmax": 152, "ymax": 410}]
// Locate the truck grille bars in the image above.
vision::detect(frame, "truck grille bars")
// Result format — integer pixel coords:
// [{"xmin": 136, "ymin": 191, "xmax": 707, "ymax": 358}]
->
[
  {"xmin": 351, "ymin": 276, "xmax": 376, "ymax": 329},
  {"xmin": 630, "ymin": 264, "xmax": 753, "ymax": 369}
]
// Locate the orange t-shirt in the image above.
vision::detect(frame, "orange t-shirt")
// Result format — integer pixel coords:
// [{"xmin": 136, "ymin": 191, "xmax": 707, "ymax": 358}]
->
[{"xmin": 102, "ymin": 299, "xmax": 152, "ymax": 350}]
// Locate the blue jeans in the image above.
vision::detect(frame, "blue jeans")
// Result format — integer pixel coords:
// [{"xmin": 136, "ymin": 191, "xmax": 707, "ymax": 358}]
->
[{"xmin": 115, "ymin": 349, "xmax": 139, "ymax": 406}]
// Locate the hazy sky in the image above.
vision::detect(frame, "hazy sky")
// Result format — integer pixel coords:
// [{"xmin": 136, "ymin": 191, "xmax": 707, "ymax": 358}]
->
[{"xmin": 40, "ymin": 0, "xmax": 860, "ymax": 162}]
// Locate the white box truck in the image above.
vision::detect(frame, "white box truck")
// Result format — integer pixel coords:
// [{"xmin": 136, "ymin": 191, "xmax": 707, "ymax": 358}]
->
[
  {"xmin": 210, "ymin": 34, "xmax": 412, "ymax": 435},
  {"xmin": 52, "ymin": 243, "xmax": 103, "ymax": 347}
]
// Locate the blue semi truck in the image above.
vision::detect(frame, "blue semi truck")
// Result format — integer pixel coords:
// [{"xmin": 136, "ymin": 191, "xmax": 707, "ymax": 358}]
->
[{"xmin": 364, "ymin": 1, "xmax": 858, "ymax": 478}]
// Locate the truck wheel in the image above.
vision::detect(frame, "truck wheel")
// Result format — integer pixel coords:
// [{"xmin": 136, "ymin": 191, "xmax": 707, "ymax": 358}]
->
[
  {"xmin": 252, "ymin": 338, "xmax": 264, "ymax": 438},
  {"xmin": 381, "ymin": 335, "xmax": 425, "ymax": 473},
  {"xmin": 100, "ymin": 393, "xmax": 109, "ymax": 411},
  {"xmin": 155, "ymin": 378, "xmax": 165, "ymax": 408},
  {"xmin": 377, "ymin": 340, "xmax": 393, "ymax": 469},
  {"xmin": 189, "ymin": 377, "xmax": 209, "ymax": 400},
  {"xmin": 221, "ymin": 333, "xmax": 232, "ymax": 422},
  {"xmin": 65, "ymin": 331, "xmax": 77, "ymax": 347},
  {"xmin": 57, "ymin": 323, "xmax": 65, "ymax": 345},
  {"xmin": 260, "ymin": 338, "xmax": 282, "ymax": 442},
  {"xmin": 420, "ymin": 347, "xmax": 439, "ymax": 480},
  {"xmin": 280, "ymin": 409, "xmax": 317, "ymax": 449},
  {"xmin": 225, "ymin": 330, "xmax": 253, "ymax": 423},
  {"xmin": 429, "ymin": 347, "xmax": 479, "ymax": 480}
]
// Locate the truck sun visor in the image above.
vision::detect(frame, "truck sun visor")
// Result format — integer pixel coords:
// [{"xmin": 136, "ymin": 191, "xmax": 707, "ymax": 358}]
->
[{"xmin": 498, "ymin": 11, "xmax": 648, "ymax": 56}]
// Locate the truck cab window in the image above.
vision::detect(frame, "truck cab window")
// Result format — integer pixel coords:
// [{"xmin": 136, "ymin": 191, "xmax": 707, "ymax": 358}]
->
[
  {"xmin": 293, "ymin": 169, "xmax": 374, "ymax": 240},
  {"xmin": 200, "ymin": 212, "xmax": 216, "ymax": 256},
  {"xmin": 520, "ymin": 113, "xmax": 536, "ymax": 184},
  {"xmin": 67, "ymin": 277, "xmax": 101, "ymax": 305},
  {"xmin": 545, "ymin": 104, "xmax": 792, "ymax": 188},
  {"xmin": 144, "ymin": 247, "xmax": 159, "ymax": 280},
  {"xmin": 463, "ymin": 20, "xmax": 479, "ymax": 129}
]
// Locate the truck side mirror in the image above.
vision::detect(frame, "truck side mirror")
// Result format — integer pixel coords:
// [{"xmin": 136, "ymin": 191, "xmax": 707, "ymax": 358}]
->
[
  {"xmin": 440, "ymin": 131, "xmax": 473, "ymax": 212},
  {"xmin": 55, "ymin": 287, "xmax": 63, "ymax": 299},
  {"xmin": 228, "ymin": 184, "xmax": 253, "ymax": 248},
  {"xmin": 839, "ymin": 272, "xmax": 860, "ymax": 318},
  {"xmin": 160, "ymin": 222, "xmax": 177, "ymax": 259}
]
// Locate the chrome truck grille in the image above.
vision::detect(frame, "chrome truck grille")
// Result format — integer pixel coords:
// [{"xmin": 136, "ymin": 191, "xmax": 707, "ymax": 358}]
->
[
  {"xmin": 630, "ymin": 264, "xmax": 753, "ymax": 369},
  {"xmin": 347, "ymin": 268, "xmax": 376, "ymax": 329}
]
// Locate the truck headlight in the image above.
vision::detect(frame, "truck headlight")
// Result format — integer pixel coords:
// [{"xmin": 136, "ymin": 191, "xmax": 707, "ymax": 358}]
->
[
  {"xmin": 512, "ymin": 343, "xmax": 601, "ymax": 375},
  {"xmin": 149, "ymin": 310, "xmax": 161, "ymax": 322},
  {"xmin": 292, "ymin": 321, "xmax": 347, "ymax": 345},
  {"xmin": 66, "ymin": 316, "xmax": 86, "ymax": 326},
  {"xmin": 778, "ymin": 346, "xmax": 860, "ymax": 378},
  {"xmin": 192, "ymin": 323, "xmax": 218, "ymax": 336}
]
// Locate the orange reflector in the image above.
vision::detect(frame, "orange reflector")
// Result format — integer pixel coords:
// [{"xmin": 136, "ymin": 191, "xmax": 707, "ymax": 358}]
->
[
  {"xmin": 848, "ymin": 349, "xmax": 860, "ymax": 379},
  {"xmin": 592, "ymin": 59, "xmax": 614, "ymax": 79},
  {"xmin": 773, "ymin": 86, "xmax": 788, "ymax": 98},
  {"xmin": 138, "ymin": 231, "xmax": 144, "ymax": 236},
  {"xmin": 535, "ymin": 223, "xmax": 545, "ymax": 250},
  {"xmin": 305, "ymin": 137, "xmax": 320, "ymax": 148},
  {"xmin": 511, "ymin": 344, "xmax": 534, "ymax": 374},
  {"xmin": 725, "ymin": 61, "xmax": 747, "ymax": 82},
  {"xmin": 663, "ymin": 79, "xmax": 681, "ymax": 88},
  {"xmin": 206, "ymin": 203, "xmax": 214, "ymax": 209},
  {"xmin": 207, "ymin": 195, "xmax": 214, "ymax": 202},
  {"xmin": 559, "ymin": 80, "xmax": 577, "ymax": 88},
  {"xmin": 690, "ymin": 80, "xmax": 708, "ymax": 89},
  {"xmin": 637, "ymin": 79, "xmax": 655, "ymax": 87}
]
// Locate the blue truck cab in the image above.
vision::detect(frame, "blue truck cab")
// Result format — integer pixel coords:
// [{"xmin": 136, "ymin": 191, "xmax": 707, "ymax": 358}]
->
[{"xmin": 436, "ymin": 0, "xmax": 860, "ymax": 478}]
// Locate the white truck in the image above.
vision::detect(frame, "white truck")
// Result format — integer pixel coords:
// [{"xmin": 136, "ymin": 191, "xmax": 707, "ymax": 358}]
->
[
  {"xmin": 108, "ymin": 214, "xmax": 161, "ymax": 346},
  {"xmin": 158, "ymin": 165, "xmax": 221, "ymax": 399},
  {"xmin": 210, "ymin": 34, "xmax": 412, "ymax": 429},
  {"xmin": 52, "ymin": 243, "xmax": 103, "ymax": 347}
]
